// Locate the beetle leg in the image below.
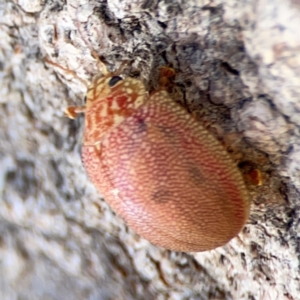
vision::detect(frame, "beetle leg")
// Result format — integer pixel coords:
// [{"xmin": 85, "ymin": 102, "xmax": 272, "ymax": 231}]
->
[
  {"xmin": 158, "ymin": 66, "xmax": 175, "ymax": 89},
  {"xmin": 65, "ymin": 105, "xmax": 86, "ymax": 119}
]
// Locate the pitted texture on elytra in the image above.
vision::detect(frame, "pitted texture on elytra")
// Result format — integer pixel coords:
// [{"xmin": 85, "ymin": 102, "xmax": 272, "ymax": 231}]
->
[{"xmin": 82, "ymin": 86, "xmax": 249, "ymax": 252}]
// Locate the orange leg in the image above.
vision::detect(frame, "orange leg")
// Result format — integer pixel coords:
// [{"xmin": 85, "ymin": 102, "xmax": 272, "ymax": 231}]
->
[
  {"xmin": 158, "ymin": 66, "xmax": 176, "ymax": 89},
  {"xmin": 65, "ymin": 105, "xmax": 86, "ymax": 119}
]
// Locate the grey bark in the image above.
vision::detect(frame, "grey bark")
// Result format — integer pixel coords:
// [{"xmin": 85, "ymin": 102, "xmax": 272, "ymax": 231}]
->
[{"xmin": 1, "ymin": 0, "xmax": 300, "ymax": 299}]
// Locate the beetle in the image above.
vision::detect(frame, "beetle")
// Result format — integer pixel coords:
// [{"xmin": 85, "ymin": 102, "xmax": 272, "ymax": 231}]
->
[{"xmin": 45, "ymin": 55, "xmax": 250, "ymax": 252}]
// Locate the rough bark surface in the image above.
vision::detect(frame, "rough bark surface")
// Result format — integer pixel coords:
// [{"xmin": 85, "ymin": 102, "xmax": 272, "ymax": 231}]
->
[{"xmin": 1, "ymin": 0, "xmax": 300, "ymax": 299}]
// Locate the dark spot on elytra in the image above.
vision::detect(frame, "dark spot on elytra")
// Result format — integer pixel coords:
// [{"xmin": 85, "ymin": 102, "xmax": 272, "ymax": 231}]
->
[
  {"xmin": 157, "ymin": 126, "xmax": 176, "ymax": 139},
  {"xmin": 188, "ymin": 166, "xmax": 205, "ymax": 185},
  {"xmin": 133, "ymin": 117, "xmax": 147, "ymax": 134},
  {"xmin": 151, "ymin": 189, "xmax": 170, "ymax": 204}
]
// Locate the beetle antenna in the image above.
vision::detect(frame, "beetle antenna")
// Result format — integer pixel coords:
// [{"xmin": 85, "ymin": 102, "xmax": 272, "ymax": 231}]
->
[{"xmin": 44, "ymin": 57, "xmax": 89, "ymax": 88}]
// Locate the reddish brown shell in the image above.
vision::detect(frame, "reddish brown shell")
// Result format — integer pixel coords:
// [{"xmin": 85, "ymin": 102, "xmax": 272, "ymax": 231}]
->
[{"xmin": 80, "ymin": 71, "xmax": 250, "ymax": 252}]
